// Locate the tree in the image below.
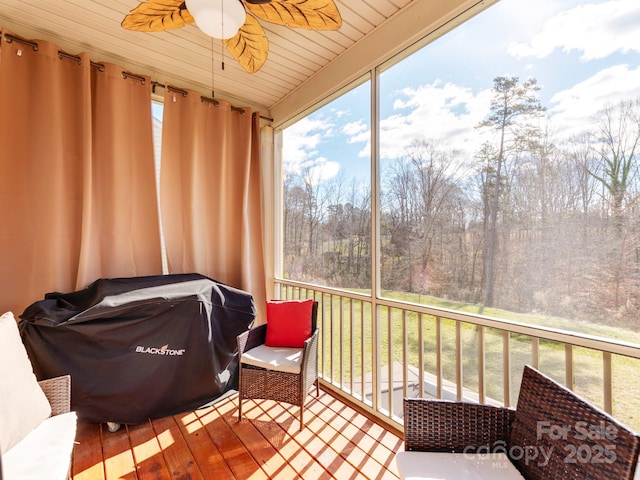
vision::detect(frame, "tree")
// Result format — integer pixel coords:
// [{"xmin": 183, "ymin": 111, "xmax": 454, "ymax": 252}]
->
[
  {"xmin": 588, "ymin": 99, "xmax": 640, "ymax": 229},
  {"xmin": 381, "ymin": 155, "xmax": 418, "ymax": 290},
  {"xmin": 283, "ymin": 173, "xmax": 306, "ymax": 258},
  {"xmin": 476, "ymin": 76, "xmax": 545, "ymax": 307},
  {"xmin": 381, "ymin": 140, "xmax": 465, "ymax": 294},
  {"xmin": 565, "ymin": 133, "xmax": 599, "ymax": 215},
  {"xmin": 324, "ymin": 176, "xmax": 371, "ymax": 287},
  {"xmin": 407, "ymin": 140, "xmax": 464, "ymax": 294},
  {"xmin": 588, "ymin": 99, "xmax": 640, "ymax": 310},
  {"xmin": 301, "ymin": 167, "xmax": 325, "ymax": 262}
]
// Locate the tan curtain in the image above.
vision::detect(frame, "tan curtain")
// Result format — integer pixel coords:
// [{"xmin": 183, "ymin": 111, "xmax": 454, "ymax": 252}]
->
[
  {"xmin": 0, "ymin": 33, "xmax": 161, "ymax": 315},
  {"xmin": 160, "ymin": 89, "xmax": 267, "ymax": 314},
  {"xmin": 75, "ymin": 64, "xmax": 161, "ymax": 286}
]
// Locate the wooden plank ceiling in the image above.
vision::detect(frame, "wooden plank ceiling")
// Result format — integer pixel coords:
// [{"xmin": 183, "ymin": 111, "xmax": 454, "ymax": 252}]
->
[{"xmin": 0, "ymin": 0, "xmax": 413, "ymax": 113}]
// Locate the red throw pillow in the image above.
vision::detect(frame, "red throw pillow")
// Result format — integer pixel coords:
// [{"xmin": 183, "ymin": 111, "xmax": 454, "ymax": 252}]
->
[{"xmin": 265, "ymin": 299, "xmax": 314, "ymax": 348}]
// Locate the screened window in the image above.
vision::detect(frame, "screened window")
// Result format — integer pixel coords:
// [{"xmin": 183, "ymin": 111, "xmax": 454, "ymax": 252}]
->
[
  {"xmin": 280, "ymin": 0, "xmax": 640, "ymax": 342},
  {"xmin": 281, "ymin": 80, "xmax": 372, "ymax": 290}
]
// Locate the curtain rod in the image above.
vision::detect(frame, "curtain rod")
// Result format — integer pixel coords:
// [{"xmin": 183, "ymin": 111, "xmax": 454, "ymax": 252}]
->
[
  {"xmin": 2, "ymin": 32, "xmax": 274, "ymax": 123},
  {"xmin": 151, "ymin": 81, "xmax": 273, "ymax": 121},
  {"xmin": 4, "ymin": 32, "xmax": 106, "ymax": 72},
  {"xmin": 150, "ymin": 80, "xmax": 247, "ymax": 115}
]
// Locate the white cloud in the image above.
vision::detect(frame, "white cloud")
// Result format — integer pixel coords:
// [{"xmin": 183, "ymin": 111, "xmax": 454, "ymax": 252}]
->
[
  {"xmin": 364, "ymin": 63, "xmax": 640, "ymax": 162},
  {"xmin": 375, "ymin": 81, "xmax": 494, "ymax": 161},
  {"xmin": 548, "ymin": 64, "xmax": 640, "ymax": 136},
  {"xmin": 307, "ymin": 161, "xmax": 341, "ymax": 183},
  {"xmin": 282, "ymin": 116, "xmax": 340, "ymax": 182},
  {"xmin": 342, "ymin": 120, "xmax": 367, "ymax": 137},
  {"xmin": 378, "ymin": 64, "xmax": 640, "ymax": 161},
  {"xmin": 335, "ymin": 80, "xmax": 504, "ymax": 162},
  {"xmin": 332, "ymin": 108, "xmax": 351, "ymax": 118},
  {"xmin": 508, "ymin": 0, "xmax": 640, "ymax": 60}
]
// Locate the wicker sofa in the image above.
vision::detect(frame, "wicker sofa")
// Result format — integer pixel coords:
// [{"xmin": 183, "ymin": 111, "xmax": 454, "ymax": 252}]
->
[
  {"xmin": 397, "ymin": 365, "xmax": 640, "ymax": 480},
  {"xmin": 0, "ymin": 311, "xmax": 77, "ymax": 480}
]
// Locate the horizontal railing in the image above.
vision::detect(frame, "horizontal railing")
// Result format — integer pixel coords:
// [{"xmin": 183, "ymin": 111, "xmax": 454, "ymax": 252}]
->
[{"xmin": 274, "ymin": 279, "xmax": 640, "ymax": 432}]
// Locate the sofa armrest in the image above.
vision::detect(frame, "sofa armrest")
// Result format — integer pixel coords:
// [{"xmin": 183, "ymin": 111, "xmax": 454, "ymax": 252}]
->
[
  {"xmin": 403, "ymin": 397, "xmax": 515, "ymax": 453},
  {"xmin": 38, "ymin": 375, "xmax": 71, "ymax": 416}
]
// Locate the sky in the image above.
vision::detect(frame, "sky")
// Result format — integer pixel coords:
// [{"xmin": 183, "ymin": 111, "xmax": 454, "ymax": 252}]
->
[{"xmin": 282, "ymin": 0, "xmax": 640, "ymax": 185}]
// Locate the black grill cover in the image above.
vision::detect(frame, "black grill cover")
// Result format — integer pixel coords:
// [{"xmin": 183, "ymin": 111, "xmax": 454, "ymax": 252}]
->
[{"xmin": 18, "ymin": 273, "xmax": 255, "ymax": 424}]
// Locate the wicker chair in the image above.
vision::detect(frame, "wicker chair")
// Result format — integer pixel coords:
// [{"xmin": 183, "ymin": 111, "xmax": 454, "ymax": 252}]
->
[
  {"xmin": 39, "ymin": 375, "xmax": 73, "ymax": 480},
  {"xmin": 401, "ymin": 365, "xmax": 640, "ymax": 480},
  {"xmin": 237, "ymin": 301, "xmax": 319, "ymax": 430},
  {"xmin": 38, "ymin": 375, "xmax": 72, "ymax": 417}
]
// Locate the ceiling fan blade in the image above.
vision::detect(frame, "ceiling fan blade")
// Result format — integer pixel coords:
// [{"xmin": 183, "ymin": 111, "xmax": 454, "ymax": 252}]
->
[
  {"xmin": 225, "ymin": 14, "xmax": 269, "ymax": 73},
  {"xmin": 246, "ymin": 0, "xmax": 342, "ymax": 31},
  {"xmin": 121, "ymin": 0, "xmax": 194, "ymax": 32}
]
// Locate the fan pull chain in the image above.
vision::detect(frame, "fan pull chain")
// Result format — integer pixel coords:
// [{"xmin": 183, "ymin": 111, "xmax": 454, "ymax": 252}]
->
[
  {"xmin": 211, "ymin": 36, "xmax": 215, "ymax": 98},
  {"xmin": 221, "ymin": 2, "xmax": 225, "ymax": 72}
]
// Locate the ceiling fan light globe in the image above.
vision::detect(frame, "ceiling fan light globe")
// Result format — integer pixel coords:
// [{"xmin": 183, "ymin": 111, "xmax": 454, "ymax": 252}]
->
[{"xmin": 186, "ymin": 0, "xmax": 245, "ymax": 39}]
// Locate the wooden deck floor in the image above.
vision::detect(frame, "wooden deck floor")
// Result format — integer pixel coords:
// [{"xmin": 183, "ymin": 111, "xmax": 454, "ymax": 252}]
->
[{"xmin": 71, "ymin": 388, "xmax": 404, "ymax": 480}]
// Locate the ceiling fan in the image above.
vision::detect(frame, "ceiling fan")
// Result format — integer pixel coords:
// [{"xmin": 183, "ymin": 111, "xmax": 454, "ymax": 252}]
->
[{"xmin": 121, "ymin": 0, "xmax": 342, "ymax": 73}]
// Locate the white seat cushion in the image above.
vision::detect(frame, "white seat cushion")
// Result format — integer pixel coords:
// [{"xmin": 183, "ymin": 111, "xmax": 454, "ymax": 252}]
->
[
  {"xmin": 395, "ymin": 451, "xmax": 525, "ymax": 480},
  {"xmin": 0, "ymin": 312, "xmax": 52, "ymax": 454},
  {"xmin": 241, "ymin": 344, "xmax": 303, "ymax": 374},
  {"xmin": 2, "ymin": 411, "xmax": 77, "ymax": 480}
]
